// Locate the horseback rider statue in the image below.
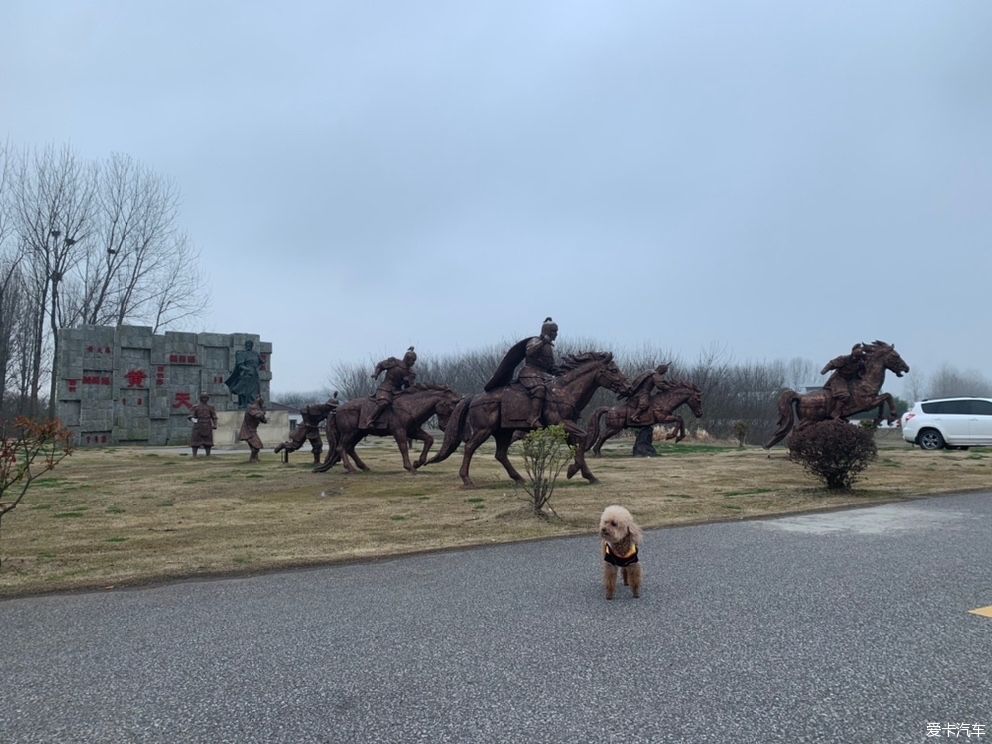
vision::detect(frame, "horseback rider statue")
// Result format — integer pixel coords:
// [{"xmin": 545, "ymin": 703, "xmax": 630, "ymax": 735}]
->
[
  {"xmin": 821, "ymin": 343, "xmax": 867, "ymax": 419},
  {"xmin": 361, "ymin": 347, "xmax": 417, "ymax": 429},
  {"xmin": 625, "ymin": 363, "xmax": 673, "ymax": 425},
  {"xmin": 484, "ymin": 317, "xmax": 561, "ymax": 428}
]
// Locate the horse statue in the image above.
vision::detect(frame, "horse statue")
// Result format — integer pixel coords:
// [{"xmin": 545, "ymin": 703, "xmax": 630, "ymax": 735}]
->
[
  {"xmin": 585, "ymin": 381, "xmax": 704, "ymax": 456},
  {"xmin": 764, "ymin": 340, "xmax": 909, "ymax": 448},
  {"xmin": 423, "ymin": 351, "xmax": 630, "ymax": 487},
  {"xmin": 313, "ymin": 384, "xmax": 462, "ymax": 474}
]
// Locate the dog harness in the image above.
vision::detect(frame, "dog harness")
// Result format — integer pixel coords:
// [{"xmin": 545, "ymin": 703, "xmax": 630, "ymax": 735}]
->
[{"xmin": 603, "ymin": 542, "xmax": 639, "ymax": 567}]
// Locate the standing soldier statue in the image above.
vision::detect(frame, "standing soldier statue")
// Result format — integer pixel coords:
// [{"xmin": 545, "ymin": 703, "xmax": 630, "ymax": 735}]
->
[
  {"xmin": 485, "ymin": 317, "xmax": 561, "ymax": 428},
  {"xmin": 239, "ymin": 395, "xmax": 268, "ymax": 463},
  {"xmin": 225, "ymin": 340, "xmax": 262, "ymax": 409},
  {"xmin": 625, "ymin": 363, "xmax": 674, "ymax": 425},
  {"xmin": 188, "ymin": 393, "xmax": 218, "ymax": 457},
  {"xmin": 821, "ymin": 343, "xmax": 867, "ymax": 419},
  {"xmin": 360, "ymin": 347, "xmax": 417, "ymax": 429},
  {"xmin": 274, "ymin": 393, "xmax": 339, "ymax": 464}
]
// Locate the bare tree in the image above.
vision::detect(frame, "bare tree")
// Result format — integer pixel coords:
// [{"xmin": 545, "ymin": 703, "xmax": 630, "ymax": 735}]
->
[
  {"xmin": 72, "ymin": 153, "xmax": 200, "ymax": 328},
  {"xmin": 926, "ymin": 365, "xmax": 992, "ymax": 399},
  {"xmin": 10, "ymin": 144, "xmax": 96, "ymax": 417},
  {"xmin": 1, "ymin": 143, "xmax": 209, "ymax": 415}
]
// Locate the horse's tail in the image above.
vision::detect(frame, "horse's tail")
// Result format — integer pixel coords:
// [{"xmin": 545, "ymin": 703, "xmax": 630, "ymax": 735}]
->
[
  {"xmin": 763, "ymin": 389, "xmax": 800, "ymax": 449},
  {"xmin": 584, "ymin": 407, "xmax": 609, "ymax": 451},
  {"xmin": 313, "ymin": 415, "xmax": 340, "ymax": 472},
  {"xmin": 428, "ymin": 395, "xmax": 472, "ymax": 464}
]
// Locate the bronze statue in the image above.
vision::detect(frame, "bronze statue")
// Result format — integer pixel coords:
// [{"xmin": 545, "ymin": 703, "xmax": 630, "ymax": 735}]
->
[
  {"xmin": 626, "ymin": 363, "xmax": 673, "ymax": 425},
  {"xmin": 360, "ymin": 346, "xmax": 417, "ymax": 429},
  {"xmin": 225, "ymin": 340, "xmax": 262, "ymax": 408},
  {"xmin": 484, "ymin": 317, "xmax": 560, "ymax": 427},
  {"xmin": 314, "ymin": 385, "xmax": 462, "ymax": 474},
  {"xmin": 239, "ymin": 395, "xmax": 268, "ymax": 463},
  {"xmin": 427, "ymin": 347, "xmax": 630, "ymax": 487},
  {"xmin": 586, "ymin": 380, "xmax": 704, "ymax": 456},
  {"xmin": 274, "ymin": 393, "xmax": 339, "ymax": 464},
  {"xmin": 188, "ymin": 393, "xmax": 218, "ymax": 457},
  {"xmin": 821, "ymin": 344, "xmax": 867, "ymax": 419},
  {"xmin": 764, "ymin": 341, "xmax": 909, "ymax": 448}
]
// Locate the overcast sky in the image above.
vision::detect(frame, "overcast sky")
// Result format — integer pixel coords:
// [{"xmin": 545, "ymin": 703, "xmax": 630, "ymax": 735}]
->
[{"xmin": 2, "ymin": 1, "xmax": 990, "ymax": 396}]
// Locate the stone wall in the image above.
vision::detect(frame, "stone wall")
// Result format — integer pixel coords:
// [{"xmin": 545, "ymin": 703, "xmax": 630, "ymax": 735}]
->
[{"xmin": 55, "ymin": 325, "xmax": 273, "ymax": 446}]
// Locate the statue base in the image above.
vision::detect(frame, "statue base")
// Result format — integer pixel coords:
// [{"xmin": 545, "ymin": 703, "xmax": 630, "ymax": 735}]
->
[{"xmin": 632, "ymin": 427, "xmax": 658, "ymax": 457}]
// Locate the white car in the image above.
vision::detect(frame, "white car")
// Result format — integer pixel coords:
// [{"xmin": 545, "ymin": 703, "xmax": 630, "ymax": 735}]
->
[{"xmin": 901, "ymin": 397, "xmax": 992, "ymax": 450}]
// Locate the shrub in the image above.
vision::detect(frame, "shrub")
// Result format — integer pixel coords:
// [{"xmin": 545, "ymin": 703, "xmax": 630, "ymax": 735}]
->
[
  {"xmin": 787, "ymin": 420, "xmax": 877, "ymax": 490},
  {"xmin": 733, "ymin": 420, "xmax": 749, "ymax": 448},
  {"xmin": 1, "ymin": 417, "xmax": 74, "ymax": 567},
  {"xmin": 519, "ymin": 425, "xmax": 574, "ymax": 518}
]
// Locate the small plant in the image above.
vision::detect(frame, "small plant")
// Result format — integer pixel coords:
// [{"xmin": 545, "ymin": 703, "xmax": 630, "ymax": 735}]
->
[
  {"xmin": 519, "ymin": 425, "xmax": 574, "ymax": 518},
  {"xmin": 0, "ymin": 418, "xmax": 74, "ymax": 568},
  {"xmin": 733, "ymin": 420, "xmax": 749, "ymax": 448},
  {"xmin": 859, "ymin": 419, "xmax": 878, "ymax": 432},
  {"xmin": 787, "ymin": 420, "xmax": 877, "ymax": 490}
]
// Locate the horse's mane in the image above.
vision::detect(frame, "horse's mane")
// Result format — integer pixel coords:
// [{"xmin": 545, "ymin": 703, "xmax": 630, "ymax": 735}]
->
[
  {"xmin": 396, "ymin": 383, "xmax": 458, "ymax": 396},
  {"xmin": 557, "ymin": 351, "xmax": 613, "ymax": 372},
  {"xmin": 657, "ymin": 380, "xmax": 701, "ymax": 394},
  {"xmin": 861, "ymin": 340, "xmax": 894, "ymax": 357}
]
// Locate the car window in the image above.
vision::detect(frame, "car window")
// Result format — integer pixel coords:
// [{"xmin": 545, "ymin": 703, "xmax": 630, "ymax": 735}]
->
[
  {"xmin": 921, "ymin": 400, "xmax": 971, "ymax": 414},
  {"xmin": 967, "ymin": 400, "xmax": 992, "ymax": 416}
]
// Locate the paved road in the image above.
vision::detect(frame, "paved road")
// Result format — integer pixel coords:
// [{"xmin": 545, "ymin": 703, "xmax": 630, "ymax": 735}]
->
[{"xmin": 2, "ymin": 492, "xmax": 990, "ymax": 744}]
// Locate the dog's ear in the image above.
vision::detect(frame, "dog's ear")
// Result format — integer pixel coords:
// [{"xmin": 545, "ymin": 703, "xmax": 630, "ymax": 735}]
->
[{"xmin": 628, "ymin": 522, "xmax": 644, "ymax": 544}]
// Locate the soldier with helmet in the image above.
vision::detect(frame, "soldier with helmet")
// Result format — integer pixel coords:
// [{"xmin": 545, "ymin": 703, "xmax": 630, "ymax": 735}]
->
[
  {"xmin": 485, "ymin": 317, "xmax": 562, "ymax": 428},
  {"xmin": 626, "ymin": 363, "xmax": 674, "ymax": 425},
  {"xmin": 274, "ymin": 392, "xmax": 339, "ymax": 464},
  {"xmin": 360, "ymin": 346, "xmax": 417, "ymax": 429},
  {"xmin": 821, "ymin": 343, "xmax": 868, "ymax": 419}
]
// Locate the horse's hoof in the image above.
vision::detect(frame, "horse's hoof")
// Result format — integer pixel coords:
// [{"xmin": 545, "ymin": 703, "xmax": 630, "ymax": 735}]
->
[
  {"xmin": 460, "ymin": 481, "xmax": 476, "ymax": 490},
  {"xmin": 586, "ymin": 476, "xmax": 600, "ymax": 485},
  {"xmin": 566, "ymin": 465, "xmax": 578, "ymax": 479}
]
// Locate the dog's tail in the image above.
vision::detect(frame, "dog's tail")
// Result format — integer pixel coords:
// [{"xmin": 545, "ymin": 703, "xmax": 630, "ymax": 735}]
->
[
  {"xmin": 428, "ymin": 394, "xmax": 472, "ymax": 464},
  {"xmin": 584, "ymin": 406, "xmax": 609, "ymax": 452}
]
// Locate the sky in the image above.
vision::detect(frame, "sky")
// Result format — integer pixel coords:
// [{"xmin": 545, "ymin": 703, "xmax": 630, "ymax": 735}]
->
[{"xmin": 2, "ymin": 1, "xmax": 990, "ymax": 397}]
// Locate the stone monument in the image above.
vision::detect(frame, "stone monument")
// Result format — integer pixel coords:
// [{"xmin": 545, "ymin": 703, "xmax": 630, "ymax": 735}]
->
[{"xmin": 55, "ymin": 325, "xmax": 279, "ymax": 447}]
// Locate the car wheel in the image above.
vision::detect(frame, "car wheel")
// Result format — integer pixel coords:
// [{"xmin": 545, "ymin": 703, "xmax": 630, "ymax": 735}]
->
[{"xmin": 918, "ymin": 429, "xmax": 945, "ymax": 450}]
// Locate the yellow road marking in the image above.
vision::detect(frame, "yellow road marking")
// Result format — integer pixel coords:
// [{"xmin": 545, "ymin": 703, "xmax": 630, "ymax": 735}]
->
[{"xmin": 968, "ymin": 606, "xmax": 992, "ymax": 618}]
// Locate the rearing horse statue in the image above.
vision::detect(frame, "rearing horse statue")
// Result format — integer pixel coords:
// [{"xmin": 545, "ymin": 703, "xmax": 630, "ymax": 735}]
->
[
  {"xmin": 424, "ymin": 351, "xmax": 630, "ymax": 487},
  {"xmin": 586, "ymin": 381, "xmax": 704, "ymax": 456},
  {"xmin": 764, "ymin": 341, "xmax": 909, "ymax": 448}
]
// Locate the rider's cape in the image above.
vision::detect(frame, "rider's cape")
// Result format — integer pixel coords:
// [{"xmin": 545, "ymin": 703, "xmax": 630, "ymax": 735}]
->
[
  {"xmin": 484, "ymin": 338, "xmax": 532, "ymax": 392},
  {"xmin": 624, "ymin": 370, "xmax": 656, "ymax": 399}
]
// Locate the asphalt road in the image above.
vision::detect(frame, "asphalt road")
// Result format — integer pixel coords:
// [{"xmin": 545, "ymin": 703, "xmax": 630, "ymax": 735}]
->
[{"xmin": 2, "ymin": 492, "xmax": 990, "ymax": 744}]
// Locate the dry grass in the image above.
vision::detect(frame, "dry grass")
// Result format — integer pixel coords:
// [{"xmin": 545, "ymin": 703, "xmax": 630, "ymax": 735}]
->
[{"xmin": 1, "ymin": 430, "xmax": 989, "ymax": 597}]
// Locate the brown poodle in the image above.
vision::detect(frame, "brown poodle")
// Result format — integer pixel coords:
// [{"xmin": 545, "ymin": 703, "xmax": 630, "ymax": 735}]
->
[{"xmin": 599, "ymin": 505, "xmax": 643, "ymax": 600}]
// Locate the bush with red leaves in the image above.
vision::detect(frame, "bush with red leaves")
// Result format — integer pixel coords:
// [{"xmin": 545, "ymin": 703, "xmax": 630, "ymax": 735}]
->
[
  {"xmin": 787, "ymin": 420, "xmax": 877, "ymax": 490},
  {"xmin": 1, "ymin": 418, "xmax": 74, "ymax": 567}
]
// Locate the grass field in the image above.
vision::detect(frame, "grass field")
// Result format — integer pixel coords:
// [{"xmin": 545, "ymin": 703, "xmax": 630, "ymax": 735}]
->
[{"xmin": 1, "ymin": 430, "xmax": 989, "ymax": 597}]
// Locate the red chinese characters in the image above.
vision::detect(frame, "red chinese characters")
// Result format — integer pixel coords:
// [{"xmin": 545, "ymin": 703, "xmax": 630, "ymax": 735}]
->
[
  {"xmin": 173, "ymin": 392, "xmax": 193, "ymax": 409},
  {"xmin": 125, "ymin": 369, "xmax": 148, "ymax": 388}
]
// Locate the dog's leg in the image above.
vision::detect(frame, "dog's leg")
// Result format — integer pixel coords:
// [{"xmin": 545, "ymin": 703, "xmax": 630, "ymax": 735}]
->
[
  {"xmin": 604, "ymin": 563, "xmax": 617, "ymax": 600},
  {"xmin": 622, "ymin": 567, "xmax": 629, "ymax": 586},
  {"xmin": 628, "ymin": 565, "xmax": 642, "ymax": 598}
]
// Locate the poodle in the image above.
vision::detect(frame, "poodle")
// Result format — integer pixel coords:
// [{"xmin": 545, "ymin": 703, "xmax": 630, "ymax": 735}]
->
[{"xmin": 599, "ymin": 505, "xmax": 643, "ymax": 600}]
